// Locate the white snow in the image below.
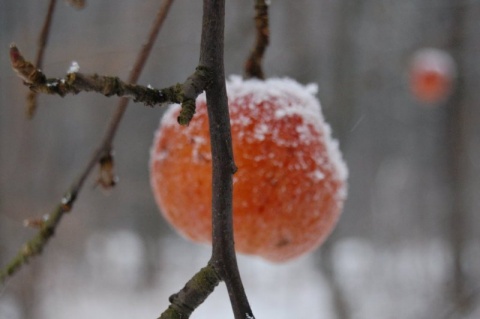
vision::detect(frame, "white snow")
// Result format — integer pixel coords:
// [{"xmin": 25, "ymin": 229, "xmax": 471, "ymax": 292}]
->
[
  {"xmin": 37, "ymin": 234, "xmax": 336, "ymax": 319},
  {"xmin": 0, "ymin": 294, "xmax": 21, "ymax": 319},
  {"xmin": 411, "ymin": 48, "xmax": 456, "ymax": 78},
  {"xmin": 31, "ymin": 235, "xmax": 473, "ymax": 319},
  {"xmin": 67, "ymin": 61, "xmax": 80, "ymax": 73}
]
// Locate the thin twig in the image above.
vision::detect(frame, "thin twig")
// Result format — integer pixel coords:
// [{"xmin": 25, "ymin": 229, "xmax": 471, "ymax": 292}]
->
[
  {"xmin": 0, "ymin": 0, "xmax": 176, "ymax": 285},
  {"xmin": 10, "ymin": 44, "xmax": 207, "ymax": 125},
  {"xmin": 95, "ymin": 0, "xmax": 175, "ymax": 188},
  {"xmin": 27, "ymin": 0, "xmax": 58, "ymax": 118},
  {"xmin": 244, "ymin": 0, "xmax": 270, "ymax": 79}
]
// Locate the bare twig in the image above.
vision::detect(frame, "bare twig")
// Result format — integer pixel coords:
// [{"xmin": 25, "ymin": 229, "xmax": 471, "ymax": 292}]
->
[
  {"xmin": 95, "ymin": 0, "xmax": 175, "ymax": 188},
  {"xmin": 27, "ymin": 0, "xmax": 58, "ymax": 118},
  {"xmin": 0, "ymin": 189, "xmax": 76, "ymax": 284},
  {"xmin": 10, "ymin": 44, "xmax": 207, "ymax": 125},
  {"xmin": 244, "ymin": 0, "xmax": 270, "ymax": 79},
  {"xmin": 0, "ymin": 0, "xmax": 175, "ymax": 285}
]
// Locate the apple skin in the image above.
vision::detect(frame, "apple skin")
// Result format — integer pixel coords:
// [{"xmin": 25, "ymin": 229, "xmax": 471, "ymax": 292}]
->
[{"xmin": 150, "ymin": 76, "xmax": 348, "ymax": 262}]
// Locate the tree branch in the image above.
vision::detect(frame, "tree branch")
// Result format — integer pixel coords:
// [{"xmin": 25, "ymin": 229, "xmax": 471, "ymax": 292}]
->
[
  {"xmin": 244, "ymin": 0, "xmax": 270, "ymax": 79},
  {"xmin": 95, "ymin": 0, "xmax": 175, "ymax": 188},
  {"xmin": 0, "ymin": 190, "xmax": 76, "ymax": 283},
  {"xmin": 200, "ymin": 0, "xmax": 254, "ymax": 318},
  {"xmin": 158, "ymin": 264, "xmax": 221, "ymax": 319},
  {"xmin": 9, "ymin": 44, "xmax": 207, "ymax": 125},
  {"xmin": 0, "ymin": 0, "xmax": 175, "ymax": 285},
  {"xmin": 157, "ymin": 1, "xmax": 255, "ymax": 318}
]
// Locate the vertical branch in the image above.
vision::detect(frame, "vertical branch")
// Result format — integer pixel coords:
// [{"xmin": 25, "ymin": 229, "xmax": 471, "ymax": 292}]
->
[
  {"xmin": 244, "ymin": 0, "xmax": 270, "ymax": 79},
  {"xmin": 200, "ymin": 1, "xmax": 254, "ymax": 318},
  {"xmin": 27, "ymin": 0, "xmax": 58, "ymax": 118}
]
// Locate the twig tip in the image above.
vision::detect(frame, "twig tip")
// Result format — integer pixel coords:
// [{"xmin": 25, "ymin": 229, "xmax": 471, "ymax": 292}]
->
[{"xmin": 9, "ymin": 44, "xmax": 22, "ymax": 64}]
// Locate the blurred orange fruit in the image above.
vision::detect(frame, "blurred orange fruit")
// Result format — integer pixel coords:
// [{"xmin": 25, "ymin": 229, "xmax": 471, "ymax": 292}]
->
[
  {"xmin": 409, "ymin": 48, "xmax": 456, "ymax": 104},
  {"xmin": 150, "ymin": 76, "xmax": 347, "ymax": 262}
]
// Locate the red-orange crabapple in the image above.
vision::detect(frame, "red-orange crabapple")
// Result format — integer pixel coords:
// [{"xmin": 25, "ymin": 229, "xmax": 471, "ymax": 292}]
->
[
  {"xmin": 409, "ymin": 48, "xmax": 456, "ymax": 104},
  {"xmin": 150, "ymin": 76, "xmax": 348, "ymax": 262}
]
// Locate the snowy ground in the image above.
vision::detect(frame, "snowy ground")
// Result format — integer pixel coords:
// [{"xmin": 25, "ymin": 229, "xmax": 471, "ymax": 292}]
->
[{"xmin": 1, "ymin": 230, "xmax": 479, "ymax": 319}]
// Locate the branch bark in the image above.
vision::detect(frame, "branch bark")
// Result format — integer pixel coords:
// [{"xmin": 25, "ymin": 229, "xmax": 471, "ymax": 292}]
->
[
  {"xmin": 159, "ymin": 1, "xmax": 255, "ymax": 318},
  {"xmin": 200, "ymin": 1, "xmax": 254, "ymax": 318},
  {"xmin": 159, "ymin": 264, "xmax": 221, "ymax": 319},
  {"xmin": 10, "ymin": 44, "xmax": 207, "ymax": 126}
]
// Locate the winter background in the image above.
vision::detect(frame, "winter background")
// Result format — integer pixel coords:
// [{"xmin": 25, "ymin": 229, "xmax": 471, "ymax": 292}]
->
[{"xmin": 1, "ymin": 1, "xmax": 480, "ymax": 318}]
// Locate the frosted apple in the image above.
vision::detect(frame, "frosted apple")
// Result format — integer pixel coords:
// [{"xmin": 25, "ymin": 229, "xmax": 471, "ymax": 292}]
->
[
  {"xmin": 409, "ymin": 48, "xmax": 456, "ymax": 104},
  {"xmin": 150, "ymin": 76, "xmax": 347, "ymax": 262}
]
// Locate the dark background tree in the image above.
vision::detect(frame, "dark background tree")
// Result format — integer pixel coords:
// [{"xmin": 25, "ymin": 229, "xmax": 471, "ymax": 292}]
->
[{"xmin": 1, "ymin": 1, "xmax": 479, "ymax": 318}]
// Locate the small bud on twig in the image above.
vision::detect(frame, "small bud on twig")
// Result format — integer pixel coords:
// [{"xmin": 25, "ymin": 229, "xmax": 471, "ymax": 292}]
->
[
  {"xmin": 10, "ymin": 44, "xmax": 46, "ymax": 84},
  {"xmin": 94, "ymin": 151, "xmax": 119, "ymax": 190}
]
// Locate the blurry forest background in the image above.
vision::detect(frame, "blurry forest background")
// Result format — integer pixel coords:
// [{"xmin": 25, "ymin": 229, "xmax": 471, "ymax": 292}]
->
[{"xmin": 1, "ymin": 1, "xmax": 479, "ymax": 318}]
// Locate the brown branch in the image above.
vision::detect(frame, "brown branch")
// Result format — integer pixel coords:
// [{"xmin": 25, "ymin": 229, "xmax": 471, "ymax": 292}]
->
[
  {"xmin": 27, "ymin": 0, "xmax": 58, "ymax": 118},
  {"xmin": 157, "ymin": 1, "xmax": 255, "ymax": 318},
  {"xmin": 0, "ymin": 0, "xmax": 175, "ymax": 285},
  {"xmin": 0, "ymin": 189, "xmax": 76, "ymax": 284},
  {"xmin": 9, "ymin": 44, "xmax": 207, "ymax": 125},
  {"xmin": 201, "ymin": 0, "xmax": 254, "ymax": 318},
  {"xmin": 159, "ymin": 264, "xmax": 221, "ymax": 319},
  {"xmin": 244, "ymin": 0, "xmax": 270, "ymax": 79}
]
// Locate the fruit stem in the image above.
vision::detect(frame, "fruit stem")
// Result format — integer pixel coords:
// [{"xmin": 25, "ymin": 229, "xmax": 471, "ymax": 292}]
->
[
  {"xmin": 199, "ymin": 0, "xmax": 255, "ymax": 318},
  {"xmin": 244, "ymin": 0, "xmax": 270, "ymax": 79}
]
